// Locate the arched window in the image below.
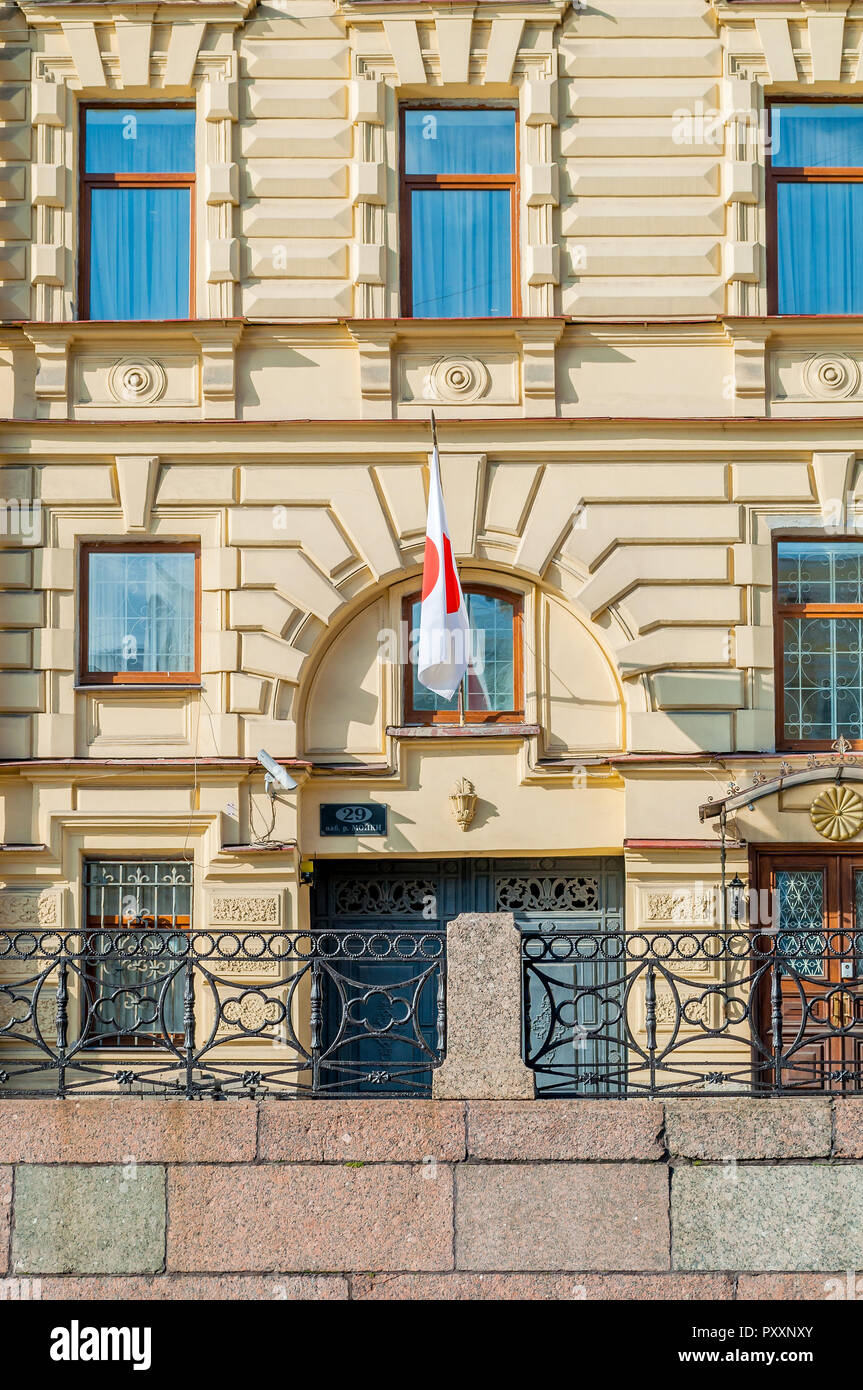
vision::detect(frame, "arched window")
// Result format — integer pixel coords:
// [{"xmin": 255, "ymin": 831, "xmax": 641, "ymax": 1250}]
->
[{"xmin": 402, "ymin": 585, "xmax": 524, "ymax": 724}]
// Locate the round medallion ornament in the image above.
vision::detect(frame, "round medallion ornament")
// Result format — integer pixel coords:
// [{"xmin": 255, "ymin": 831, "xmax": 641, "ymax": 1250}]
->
[
  {"xmin": 107, "ymin": 357, "xmax": 167, "ymax": 405},
  {"xmin": 809, "ymin": 785, "xmax": 863, "ymax": 841},
  {"xmin": 802, "ymin": 353, "xmax": 860, "ymax": 401},
  {"xmin": 426, "ymin": 355, "xmax": 489, "ymax": 404}
]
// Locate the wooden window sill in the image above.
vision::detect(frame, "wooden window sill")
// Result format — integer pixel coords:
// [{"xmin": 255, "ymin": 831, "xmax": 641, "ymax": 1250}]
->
[
  {"xmin": 75, "ymin": 683, "xmax": 204, "ymax": 692},
  {"xmin": 387, "ymin": 723, "xmax": 539, "ymax": 738}
]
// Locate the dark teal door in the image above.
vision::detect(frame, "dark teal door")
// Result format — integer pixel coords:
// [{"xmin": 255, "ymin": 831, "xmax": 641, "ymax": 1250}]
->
[
  {"xmin": 311, "ymin": 860, "xmax": 457, "ymax": 1095},
  {"xmin": 512, "ymin": 857, "xmax": 626, "ymax": 1094},
  {"xmin": 312, "ymin": 856, "xmax": 625, "ymax": 1096}
]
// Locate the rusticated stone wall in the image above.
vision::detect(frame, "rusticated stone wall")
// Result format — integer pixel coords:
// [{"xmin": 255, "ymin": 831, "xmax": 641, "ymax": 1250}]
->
[{"xmin": 2, "ymin": 1097, "xmax": 863, "ymax": 1300}]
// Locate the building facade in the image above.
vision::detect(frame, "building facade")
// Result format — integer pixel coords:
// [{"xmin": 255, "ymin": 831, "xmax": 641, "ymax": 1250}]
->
[{"xmin": 2, "ymin": 0, "xmax": 863, "ymax": 1106}]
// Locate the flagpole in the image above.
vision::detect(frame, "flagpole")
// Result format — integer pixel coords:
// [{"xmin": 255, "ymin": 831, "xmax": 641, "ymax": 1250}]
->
[{"xmin": 430, "ymin": 410, "xmax": 466, "ymax": 726}]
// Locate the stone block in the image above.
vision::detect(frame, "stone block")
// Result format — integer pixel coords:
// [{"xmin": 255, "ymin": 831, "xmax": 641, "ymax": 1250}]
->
[
  {"xmin": 167, "ymin": 1164, "xmax": 454, "ymax": 1272},
  {"xmin": 38, "ymin": 1275, "xmax": 348, "ymax": 1300},
  {"xmin": 13, "ymin": 1167, "xmax": 165, "ymax": 1275},
  {"xmin": 466, "ymin": 1101, "xmax": 664, "ymax": 1160},
  {"xmin": 259, "ymin": 1101, "xmax": 466, "ymax": 1163},
  {"xmin": 672, "ymin": 1165, "xmax": 863, "ymax": 1270},
  {"xmin": 831, "ymin": 1100, "xmax": 863, "ymax": 1157},
  {"xmin": 665, "ymin": 1099, "xmax": 831, "ymax": 1160},
  {"xmin": 0, "ymin": 1168, "xmax": 10, "ymax": 1275},
  {"xmin": 737, "ymin": 1272, "xmax": 857, "ymax": 1300},
  {"xmin": 353, "ymin": 1271, "xmax": 733, "ymax": 1300},
  {"xmin": 456, "ymin": 1164, "xmax": 669, "ymax": 1271},
  {"xmin": 433, "ymin": 914, "xmax": 534, "ymax": 1100},
  {"xmin": 0, "ymin": 1100, "xmax": 257, "ymax": 1165}
]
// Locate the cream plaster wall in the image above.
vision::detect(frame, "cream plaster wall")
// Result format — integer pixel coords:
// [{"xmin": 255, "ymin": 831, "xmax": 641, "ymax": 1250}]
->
[
  {"xmin": 1, "ymin": 429, "xmax": 861, "ymax": 770},
  {"xmin": 4, "ymin": 3, "xmax": 863, "ymax": 417},
  {"xmin": 3, "ymin": 0, "xmax": 863, "ymax": 926}
]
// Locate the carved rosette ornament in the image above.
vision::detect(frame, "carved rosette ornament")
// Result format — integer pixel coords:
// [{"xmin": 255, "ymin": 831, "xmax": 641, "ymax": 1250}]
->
[
  {"xmin": 107, "ymin": 358, "xmax": 167, "ymax": 405},
  {"xmin": 427, "ymin": 356, "xmax": 489, "ymax": 404},
  {"xmin": 809, "ymin": 785, "xmax": 863, "ymax": 841},
  {"xmin": 802, "ymin": 353, "xmax": 861, "ymax": 401},
  {"xmin": 450, "ymin": 777, "xmax": 478, "ymax": 831}
]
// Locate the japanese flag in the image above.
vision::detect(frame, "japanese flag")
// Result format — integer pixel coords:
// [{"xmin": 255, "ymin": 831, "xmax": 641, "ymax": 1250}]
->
[{"xmin": 417, "ymin": 423, "xmax": 470, "ymax": 700}]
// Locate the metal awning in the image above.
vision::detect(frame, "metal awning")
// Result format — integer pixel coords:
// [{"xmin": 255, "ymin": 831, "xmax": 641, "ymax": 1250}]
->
[{"xmin": 698, "ymin": 737, "xmax": 863, "ymax": 822}]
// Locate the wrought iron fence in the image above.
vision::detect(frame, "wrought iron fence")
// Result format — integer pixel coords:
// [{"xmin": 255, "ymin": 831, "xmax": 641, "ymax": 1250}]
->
[
  {"xmin": 0, "ymin": 924, "xmax": 446, "ymax": 1098},
  {"xmin": 523, "ymin": 925, "xmax": 863, "ymax": 1097}
]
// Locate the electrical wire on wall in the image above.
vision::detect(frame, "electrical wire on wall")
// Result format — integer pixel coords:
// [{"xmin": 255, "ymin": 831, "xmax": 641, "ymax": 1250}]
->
[{"xmin": 248, "ymin": 776, "xmax": 277, "ymax": 845}]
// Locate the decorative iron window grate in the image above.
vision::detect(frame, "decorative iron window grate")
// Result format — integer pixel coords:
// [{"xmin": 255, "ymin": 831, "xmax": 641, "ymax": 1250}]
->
[{"xmin": 83, "ymin": 860, "xmax": 193, "ymax": 1047}]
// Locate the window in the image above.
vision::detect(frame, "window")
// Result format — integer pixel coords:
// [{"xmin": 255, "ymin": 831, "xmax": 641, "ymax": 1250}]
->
[
  {"xmin": 770, "ymin": 104, "xmax": 863, "ymax": 314},
  {"xmin": 80, "ymin": 543, "xmax": 199, "ymax": 685},
  {"xmin": 400, "ymin": 107, "xmax": 517, "ymax": 317},
  {"xmin": 82, "ymin": 860, "xmax": 192, "ymax": 1048},
  {"xmin": 80, "ymin": 106, "xmax": 195, "ymax": 320},
  {"xmin": 403, "ymin": 585, "xmax": 523, "ymax": 723},
  {"xmin": 776, "ymin": 539, "xmax": 863, "ymax": 747}
]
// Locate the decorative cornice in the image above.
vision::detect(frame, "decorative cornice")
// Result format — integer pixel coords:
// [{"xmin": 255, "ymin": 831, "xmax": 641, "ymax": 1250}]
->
[
  {"xmin": 19, "ymin": 1, "xmax": 257, "ymax": 23},
  {"xmin": 341, "ymin": 0, "xmax": 568, "ymax": 86}
]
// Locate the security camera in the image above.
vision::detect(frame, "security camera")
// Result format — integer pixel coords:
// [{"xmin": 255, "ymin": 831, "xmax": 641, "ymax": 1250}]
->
[{"xmin": 257, "ymin": 748, "xmax": 297, "ymax": 795}]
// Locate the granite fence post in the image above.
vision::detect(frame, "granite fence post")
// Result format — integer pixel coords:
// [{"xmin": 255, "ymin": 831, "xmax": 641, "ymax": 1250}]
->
[{"xmin": 433, "ymin": 912, "xmax": 535, "ymax": 1100}]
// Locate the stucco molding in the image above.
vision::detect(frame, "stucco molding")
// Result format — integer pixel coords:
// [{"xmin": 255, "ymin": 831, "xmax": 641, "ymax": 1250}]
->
[
  {"xmin": 715, "ymin": 2, "xmax": 858, "ymax": 86},
  {"xmin": 22, "ymin": 321, "xmax": 244, "ymax": 420},
  {"xmin": 348, "ymin": 317, "xmax": 565, "ymax": 418},
  {"xmin": 207, "ymin": 892, "xmax": 282, "ymax": 925}
]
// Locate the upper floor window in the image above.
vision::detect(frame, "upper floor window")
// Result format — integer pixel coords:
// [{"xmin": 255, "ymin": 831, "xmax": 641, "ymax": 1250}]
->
[
  {"xmin": 776, "ymin": 539, "xmax": 863, "ymax": 748},
  {"xmin": 404, "ymin": 585, "xmax": 523, "ymax": 723},
  {"xmin": 400, "ymin": 107, "xmax": 517, "ymax": 317},
  {"xmin": 80, "ymin": 106, "xmax": 195, "ymax": 321},
  {"xmin": 770, "ymin": 104, "xmax": 863, "ymax": 315},
  {"xmin": 80, "ymin": 543, "xmax": 199, "ymax": 685}
]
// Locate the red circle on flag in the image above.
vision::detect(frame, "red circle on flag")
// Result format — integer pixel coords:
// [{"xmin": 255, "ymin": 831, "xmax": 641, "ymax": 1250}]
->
[{"xmin": 421, "ymin": 537, "xmax": 439, "ymax": 599}]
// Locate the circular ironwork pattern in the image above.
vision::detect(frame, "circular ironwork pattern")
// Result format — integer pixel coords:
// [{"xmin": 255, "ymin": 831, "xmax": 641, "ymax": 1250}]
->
[{"xmin": 809, "ymin": 785, "xmax": 863, "ymax": 841}]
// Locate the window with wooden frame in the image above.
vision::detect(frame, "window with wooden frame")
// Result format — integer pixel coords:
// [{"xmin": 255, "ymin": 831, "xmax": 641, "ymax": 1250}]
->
[
  {"xmin": 403, "ymin": 585, "xmax": 524, "ymax": 723},
  {"xmin": 80, "ymin": 105, "xmax": 195, "ymax": 320},
  {"xmin": 768, "ymin": 103, "xmax": 863, "ymax": 315},
  {"xmin": 82, "ymin": 859, "xmax": 192, "ymax": 1048},
  {"xmin": 400, "ymin": 106, "xmax": 518, "ymax": 317},
  {"xmin": 776, "ymin": 538, "xmax": 863, "ymax": 749},
  {"xmin": 80, "ymin": 542, "xmax": 200, "ymax": 686}
]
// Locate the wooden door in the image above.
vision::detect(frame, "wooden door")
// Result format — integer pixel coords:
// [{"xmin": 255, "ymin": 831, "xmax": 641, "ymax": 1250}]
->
[{"xmin": 757, "ymin": 853, "xmax": 863, "ymax": 1090}]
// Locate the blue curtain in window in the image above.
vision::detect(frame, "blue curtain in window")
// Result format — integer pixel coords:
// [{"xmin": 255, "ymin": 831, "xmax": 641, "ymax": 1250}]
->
[
  {"xmin": 772, "ymin": 105, "xmax": 863, "ymax": 169},
  {"xmin": 412, "ymin": 188, "xmax": 511, "ymax": 317},
  {"xmin": 777, "ymin": 182, "xmax": 863, "ymax": 314},
  {"xmin": 404, "ymin": 108, "xmax": 515, "ymax": 175},
  {"xmin": 405, "ymin": 108, "xmax": 515, "ymax": 318},
  {"xmin": 89, "ymin": 187, "xmax": 190, "ymax": 320},
  {"xmin": 84, "ymin": 108, "xmax": 195, "ymax": 174},
  {"xmin": 85, "ymin": 108, "xmax": 194, "ymax": 319},
  {"xmin": 774, "ymin": 105, "xmax": 863, "ymax": 313}
]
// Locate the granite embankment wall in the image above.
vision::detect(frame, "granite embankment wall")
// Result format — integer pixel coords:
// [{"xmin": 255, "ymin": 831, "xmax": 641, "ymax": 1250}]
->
[{"xmin": 1, "ymin": 1097, "xmax": 863, "ymax": 1300}]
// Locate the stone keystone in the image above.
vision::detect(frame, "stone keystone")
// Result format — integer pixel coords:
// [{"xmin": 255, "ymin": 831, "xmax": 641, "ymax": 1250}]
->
[{"xmin": 433, "ymin": 912, "xmax": 534, "ymax": 1100}]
